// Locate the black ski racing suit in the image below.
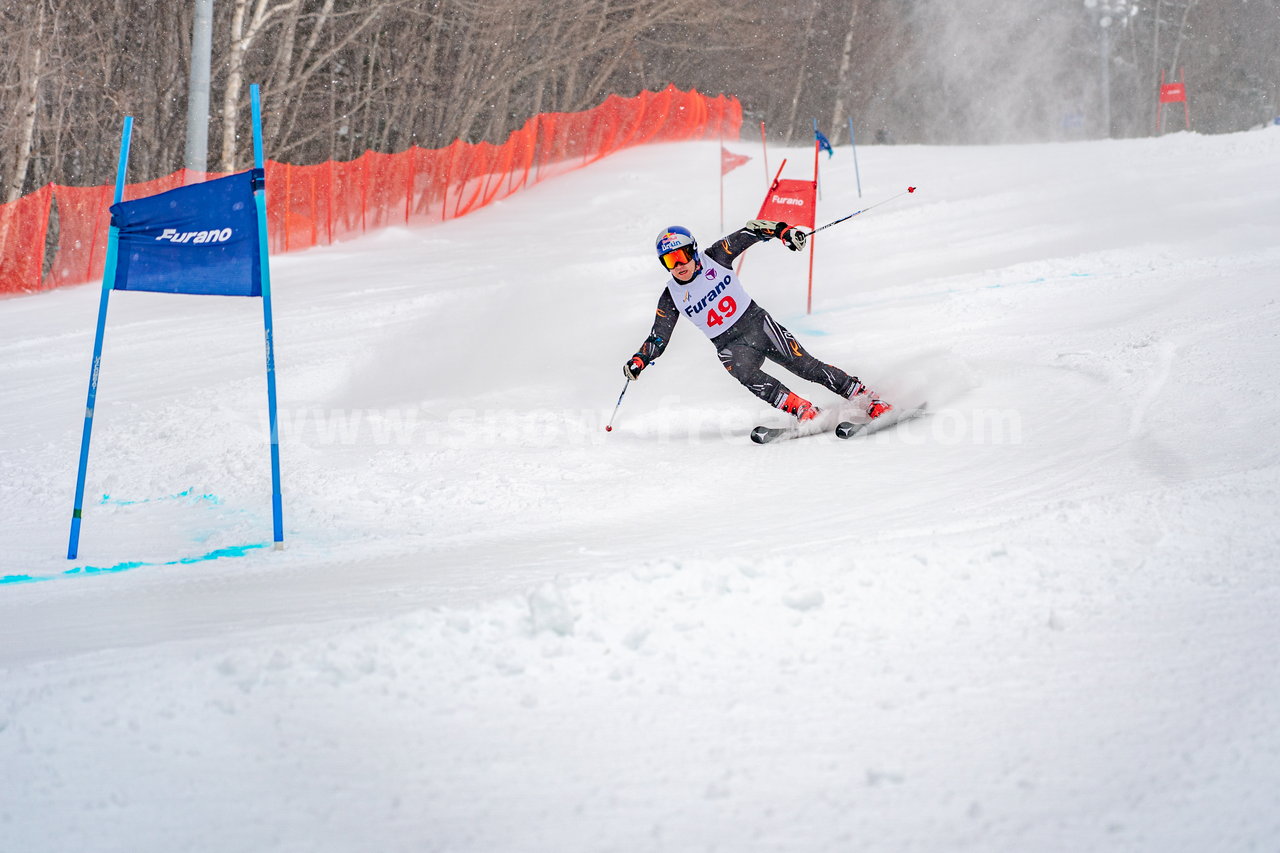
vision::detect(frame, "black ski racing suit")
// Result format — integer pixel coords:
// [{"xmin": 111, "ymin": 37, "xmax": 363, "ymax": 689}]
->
[{"xmin": 633, "ymin": 227, "xmax": 864, "ymax": 410}]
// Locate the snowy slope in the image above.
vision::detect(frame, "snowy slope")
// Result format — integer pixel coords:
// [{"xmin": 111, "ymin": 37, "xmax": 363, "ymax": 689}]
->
[{"xmin": 2, "ymin": 129, "xmax": 1279, "ymax": 852}]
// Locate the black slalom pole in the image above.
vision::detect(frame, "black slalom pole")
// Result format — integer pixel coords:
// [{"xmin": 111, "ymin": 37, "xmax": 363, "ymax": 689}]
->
[
  {"xmin": 605, "ymin": 379, "xmax": 631, "ymax": 432},
  {"xmin": 803, "ymin": 186, "xmax": 916, "ymax": 238}
]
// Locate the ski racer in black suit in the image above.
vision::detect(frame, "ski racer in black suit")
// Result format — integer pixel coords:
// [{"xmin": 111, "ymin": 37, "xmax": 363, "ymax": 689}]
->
[{"xmin": 624, "ymin": 222, "xmax": 893, "ymax": 423}]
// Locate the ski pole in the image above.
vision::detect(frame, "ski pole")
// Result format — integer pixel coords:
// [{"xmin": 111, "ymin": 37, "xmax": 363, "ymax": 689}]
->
[
  {"xmin": 604, "ymin": 379, "xmax": 630, "ymax": 432},
  {"xmin": 803, "ymin": 186, "xmax": 916, "ymax": 238}
]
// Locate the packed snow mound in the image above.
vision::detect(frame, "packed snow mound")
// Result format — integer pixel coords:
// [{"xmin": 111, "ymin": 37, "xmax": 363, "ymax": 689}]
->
[{"xmin": 2, "ymin": 128, "xmax": 1279, "ymax": 852}]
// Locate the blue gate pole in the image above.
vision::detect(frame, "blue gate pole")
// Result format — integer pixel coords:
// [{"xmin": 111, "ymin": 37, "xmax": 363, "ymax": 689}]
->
[
  {"xmin": 848, "ymin": 116, "xmax": 863, "ymax": 199},
  {"xmin": 68, "ymin": 117, "xmax": 133, "ymax": 560},
  {"xmin": 250, "ymin": 85, "xmax": 284, "ymax": 549}
]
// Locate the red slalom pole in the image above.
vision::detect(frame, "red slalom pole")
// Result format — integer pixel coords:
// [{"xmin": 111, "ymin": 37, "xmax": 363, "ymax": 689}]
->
[
  {"xmin": 760, "ymin": 121, "xmax": 769, "ymax": 188},
  {"xmin": 719, "ymin": 122, "xmax": 725, "ymax": 233},
  {"xmin": 741, "ymin": 159, "xmax": 789, "ymax": 278},
  {"xmin": 807, "ymin": 139, "xmax": 819, "ymax": 314}
]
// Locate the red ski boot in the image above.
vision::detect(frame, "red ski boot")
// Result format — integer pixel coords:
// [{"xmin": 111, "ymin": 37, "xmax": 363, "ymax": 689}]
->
[
  {"xmin": 780, "ymin": 392, "xmax": 820, "ymax": 422},
  {"xmin": 866, "ymin": 398, "xmax": 894, "ymax": 419}
]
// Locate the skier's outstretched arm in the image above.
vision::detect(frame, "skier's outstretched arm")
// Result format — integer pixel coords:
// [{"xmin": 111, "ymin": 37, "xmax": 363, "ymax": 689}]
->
[
  {"xmin": 705, "ymin": 221, "xmax": 807, "ymax": 266},
  {"xmin": 624, "ymin": 290, "xmax": 679, "ymax": 380}
]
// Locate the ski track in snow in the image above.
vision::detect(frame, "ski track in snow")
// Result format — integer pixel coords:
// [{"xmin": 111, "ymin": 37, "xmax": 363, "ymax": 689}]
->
[{"xmin": 2, "ymin": 130, "xmax": 1280, "ymax": 852}]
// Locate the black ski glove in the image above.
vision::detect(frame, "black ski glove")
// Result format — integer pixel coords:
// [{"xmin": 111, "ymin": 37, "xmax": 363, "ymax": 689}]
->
[
  {"xmin": 745, "ymin": 219, "xmax": 806, "ymax": 251},
  {"xmin": 624, "ymin": 355, "xmax": 648, "ymax": 380},
  {"xmin": 778, "ymin": 224, "xmax": 807, "ymax": 252}
]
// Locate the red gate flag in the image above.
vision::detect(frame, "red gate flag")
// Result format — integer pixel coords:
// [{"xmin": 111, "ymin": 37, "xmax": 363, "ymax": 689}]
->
[
  {"xmin": 753, "ymin": 158, "xmax": 819, "ymax": 313},
  {"xmin": 1156, "ymin": 68, "xmax": 1191, "ymax": 133},
  {"xmin": 721, "ymin": 146, "xmax": 751, "ymax": 176},
  {"xmin": 757, "ymin": 177, "xmax": 816, "ymax": 230}
]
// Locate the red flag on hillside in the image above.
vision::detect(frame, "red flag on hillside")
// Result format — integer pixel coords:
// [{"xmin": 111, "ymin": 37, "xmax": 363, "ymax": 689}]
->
[{"xmin": 721, "ymin": 146, "xmax": 751, "ymax": 176}]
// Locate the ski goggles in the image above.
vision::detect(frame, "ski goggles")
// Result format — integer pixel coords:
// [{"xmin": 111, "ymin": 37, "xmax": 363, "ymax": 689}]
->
[{"xmin": 660, "ymin": 245, "xmax": 696, "ymax": 270}]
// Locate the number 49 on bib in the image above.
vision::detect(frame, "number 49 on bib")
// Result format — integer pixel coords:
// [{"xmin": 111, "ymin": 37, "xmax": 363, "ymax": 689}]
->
[{"xmin": 706, "ymin": 296, "xmax": 738, "ymax": 327}]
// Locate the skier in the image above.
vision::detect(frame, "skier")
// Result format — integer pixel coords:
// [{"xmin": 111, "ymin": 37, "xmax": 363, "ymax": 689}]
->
[{"xmin": 623, "ymin": 221, "xmax": 893, "ymax": 424}]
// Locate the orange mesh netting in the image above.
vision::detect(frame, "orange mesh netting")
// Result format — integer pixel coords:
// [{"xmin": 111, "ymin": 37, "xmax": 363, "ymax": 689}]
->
[
  {"xmin": 45, "ymin": 170, "xmax": 217, "ymax": 291},
  {"xmin": 1, "ymin": 85, "xmax": 740, "ymax": 294},
  {"xmin": 0, "ymin": 186, "xmax": 54, "ymax": 294}
]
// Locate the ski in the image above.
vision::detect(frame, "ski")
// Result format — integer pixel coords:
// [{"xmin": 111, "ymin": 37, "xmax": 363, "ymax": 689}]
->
[
  {"xmin": 749, "ymin": 424, "xmax": 797, "ymax": 444},
  {"xmin": 749, "ymin": 409, "xmax": 841, "ymax": 444},
  {"xmin": 835, "ymin": 402, "xmax": 929, "ymax": 439},
  {"xmin": 750, "ymin": 402, "xmax": 929, "ymax": 444}
]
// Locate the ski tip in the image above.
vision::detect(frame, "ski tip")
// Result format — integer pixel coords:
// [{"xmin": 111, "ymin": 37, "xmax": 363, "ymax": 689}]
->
[
  {"xmin": 750, "ymin": 426, "xmax": 772, "ymax": 444},
  {"xmin": 835, "ymin": 421, "xmax": 860, "ymax": 439},
  {"xmin": 837, "ymin": 401, "xmax": 930, "ymax": 439}
]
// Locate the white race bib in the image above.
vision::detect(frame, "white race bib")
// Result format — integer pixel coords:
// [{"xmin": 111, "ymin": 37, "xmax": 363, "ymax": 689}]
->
[{"xmin": 666, "ymin": 257, "xmax": 752, "ymax": 338}]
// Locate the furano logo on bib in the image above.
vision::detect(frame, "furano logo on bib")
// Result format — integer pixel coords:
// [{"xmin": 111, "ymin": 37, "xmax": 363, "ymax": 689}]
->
[
  {"xmin": 686, "ymin": 276, "xmax": 733, "ymax": 317},
  {"xmin": 665, "ymin": 256, "xmax": 749, "ymax": 338},
  {"xmin": 156, "ymin": 227, "xmax": 234, "ymax": 244}
]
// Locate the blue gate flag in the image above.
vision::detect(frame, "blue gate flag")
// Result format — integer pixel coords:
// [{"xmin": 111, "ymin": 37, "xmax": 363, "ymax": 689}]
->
[
  {"xmin": 110, "ymin": 170, "xmax": 262, "ymax": 297},
  {"xmin": 815, "ymin": 128, "xmax": 834, "ymax": 159},
  {"xmin": 69, "ymin": 86, "xmax": 284, "ymax": 563}
]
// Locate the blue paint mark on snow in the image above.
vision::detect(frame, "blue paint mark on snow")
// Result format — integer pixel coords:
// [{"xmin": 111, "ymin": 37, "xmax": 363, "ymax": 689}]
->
[
  {"xmin": 784, "ymin": 324, "xmax": 830, "ymax": 337},
  {"xmin": 99, "ymin": 489, "xmax": 223, "ymax": 507},
  {"xmin": 0, "ymin": 543, "xmax": 270, "ymax": 587}
]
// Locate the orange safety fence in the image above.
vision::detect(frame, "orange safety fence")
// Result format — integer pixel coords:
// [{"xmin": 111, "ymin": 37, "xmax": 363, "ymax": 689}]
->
[
  {"xmin": 0, "ymin": 186, "xmax": 54, "ymax": 295},
  {"xmin": 1, "ymin": 85, "xmax": 741, "ymax": 295}
]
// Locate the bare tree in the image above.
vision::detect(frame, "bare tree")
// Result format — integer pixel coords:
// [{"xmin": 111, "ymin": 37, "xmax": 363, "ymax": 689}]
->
[
  {"xmin": 782, "ymin": 0, "xmax": 819, "ymax": 143},
  {"xmin": 4, "ymin": 2, "xmax": 49, "ymax": 203},
  {"xmin": 220, "ymin": 0, "xmax": 300, "ymax": 172},
  {"xmin": 3, "ymin": 0, "xmax": 1279, "ymax": 201},
  {"xmin": 829, "ymin": 0, "xmax": 863, "ymax": 145}
]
